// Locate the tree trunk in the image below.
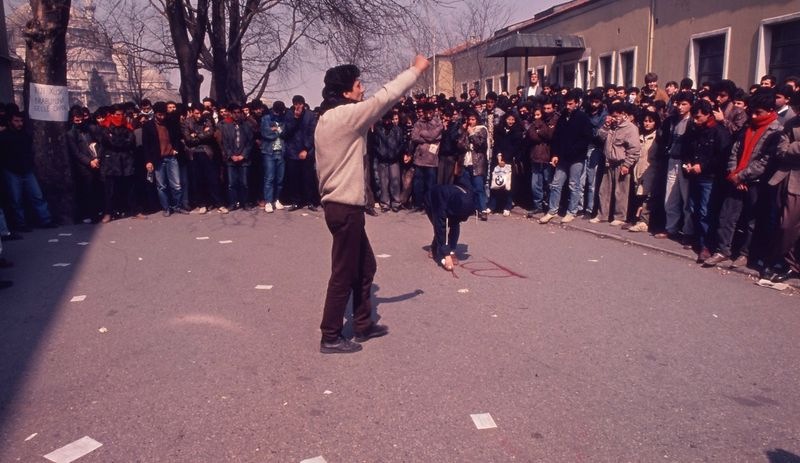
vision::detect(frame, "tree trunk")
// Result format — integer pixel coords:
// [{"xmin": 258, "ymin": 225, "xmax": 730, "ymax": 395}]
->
[
  {"xmin": 164, "ymin": 0, "xmax": 208, "ymax": 104},
  {"xmin": 23, "ymin": 0, "xmax": 73, "ymax": 224},
  {"xmin": 224, "ymin": 0, "xmax": 245, "ymax": 104}
]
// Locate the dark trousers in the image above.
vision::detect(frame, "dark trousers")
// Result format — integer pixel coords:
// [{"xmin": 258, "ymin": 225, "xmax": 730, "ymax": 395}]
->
[
  {"xmin": 194, "ymin": 153, "xmax": 224, "ymax": 208},
  {"xmin": 103, "ymin": 174, "xmax": 136, "ymax": 216},
  {"xmin": 413, "ymin": 166, "xmax": 437, "ymax": 208},
  {"xmin": 285, "ymin": 158, "xmax": 318, "ymax": 207},
  {"xmin": 768, "ymin": 186, "xmax": 800, "ymax": 272},
  {"xmin": 226, "ymin": 165, "xmax": 249, "ymax": 208},
  {"xmin": 437, "ymin": 156, "xmax": 456, "ymax": 185},
  {"xmin": 321, "ymin": 202, "xmax": 376, "ymax": 342},
  {"xmin": 715, "ymin": 182, "xmax": 767, "ymax": 258},
  {"xmin": 73, "ymin": 167, "xmax": 103, "ymax": 221}
]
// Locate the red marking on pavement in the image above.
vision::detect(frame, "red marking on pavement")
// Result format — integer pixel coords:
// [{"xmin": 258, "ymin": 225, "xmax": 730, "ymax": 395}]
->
[{"xmin": 459, "ymin": 258, "xmax": 528, "ymax": 279}]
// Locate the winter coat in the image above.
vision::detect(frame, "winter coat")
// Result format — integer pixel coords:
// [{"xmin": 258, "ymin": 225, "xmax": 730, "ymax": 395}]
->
[
  {"xmin": 260, "ymin": 112, "xmax": 287, "ymax": 156},
  {"xmin": 728, "ymin": 120, "xmax": 783, "ymax": 184},
  {"xmin": 219, "ymin": 119, "xmax": 254, "ymax": 166},
  {"xmin": 284, "ymin": 109, "xmax": 316, "ymax": 161},
  {"xmin": 683, "ymin": 121, "xmax": 732, "ymax": 179},
  {"xmin": 635, "ymin": 131, "xmax": 659, "ymax": 195},
  {"xmin": 551, "ymin": 109, "xmax": 593, "ymax": 164},
  {"xmin": 142, "ymin": 119, "xmax": 182, "ymax": 167},
  {"xmin": 771, "ymin": 115, "xmax": 800, "ymax": 195},
  {"xmin": 0, "ymin": 128, "xmax": 35, "ymax": 175},
  {"xmin": 526, "ymin": 116, "xmax": 557, "ymax": 164},
  {"xmin": 493, "ymin": 122, "xmax": 524, "ymax": 164},
  {"xmin": 439, "ymin": 121, "xmax": 462, "ymax": 159},
  {"xmin": 598, "ymin": 119, "xmax": 641, "ymax": 168},
  {"xmin": 411, "ymin": 117, "xmax": 443, "ymax": 167},
  {"xmin": 458, "ymin": 125, "xmax": 489, "ymax": 177},
  {"xmin": 100, "ymin": 124, "xmax": 136, "ymax": 177},
  {"xmin": 372, "ymin": 124, "xmax": 404, "ymax": 164},
  {"xmin": 183, "ymin": 116, "xmax": 217, "ymax": 159}
]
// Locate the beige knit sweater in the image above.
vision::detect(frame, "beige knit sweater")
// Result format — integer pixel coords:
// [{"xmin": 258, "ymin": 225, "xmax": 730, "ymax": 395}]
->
[{"xmin": 315, "ymin": 67, "xmax": 420, "ymax": 206}]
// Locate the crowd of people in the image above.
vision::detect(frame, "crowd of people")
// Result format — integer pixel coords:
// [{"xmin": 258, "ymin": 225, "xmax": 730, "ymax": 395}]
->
[{"xmin": 0, "ymin": 71, "xmax": 799, "ymax": 290}]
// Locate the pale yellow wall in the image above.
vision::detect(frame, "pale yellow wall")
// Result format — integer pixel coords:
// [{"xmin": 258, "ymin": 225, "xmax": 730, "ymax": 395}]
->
[{"xmin": 441, "ymin": 0, "xmax": 800, "ymax": 97}]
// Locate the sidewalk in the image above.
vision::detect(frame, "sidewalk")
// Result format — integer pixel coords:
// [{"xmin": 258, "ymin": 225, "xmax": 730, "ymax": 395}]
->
[{"xmin": 520, "ymin": 211, "xmax": 800, "ymax": 291}]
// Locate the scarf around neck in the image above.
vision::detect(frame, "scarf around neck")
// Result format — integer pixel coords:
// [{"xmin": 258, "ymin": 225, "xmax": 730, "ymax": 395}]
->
[{"xmin": 733, "ymin": 112, "xmax": 778, "ymax": 175}]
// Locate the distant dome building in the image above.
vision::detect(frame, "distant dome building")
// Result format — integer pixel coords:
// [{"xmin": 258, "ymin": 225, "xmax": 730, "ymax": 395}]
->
[{"xmin": 7, "ymin": 0, "xmax": 179, "ymax": 110}]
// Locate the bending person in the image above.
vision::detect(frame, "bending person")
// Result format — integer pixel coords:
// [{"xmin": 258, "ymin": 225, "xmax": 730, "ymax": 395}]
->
[{"xmin": 426, "ymin": 175, "xmax": 475, "ymax": 271}]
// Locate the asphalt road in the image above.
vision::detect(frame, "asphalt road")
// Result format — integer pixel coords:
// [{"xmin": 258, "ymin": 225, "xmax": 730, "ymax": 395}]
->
[{"xmin": 0, "ymin": 207, "xmax": 798, "ymax": 463}]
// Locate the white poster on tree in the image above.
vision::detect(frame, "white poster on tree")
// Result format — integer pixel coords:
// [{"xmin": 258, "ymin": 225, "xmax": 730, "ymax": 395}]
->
[{"xmin": 28, "ymin": 83, "xmax": 69, "ymax": 122}]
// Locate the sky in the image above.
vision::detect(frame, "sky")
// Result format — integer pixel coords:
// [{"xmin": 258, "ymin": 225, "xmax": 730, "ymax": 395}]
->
[{"xmin": 268, "ymin": 0, "xmax": 566, "ymax": 107}]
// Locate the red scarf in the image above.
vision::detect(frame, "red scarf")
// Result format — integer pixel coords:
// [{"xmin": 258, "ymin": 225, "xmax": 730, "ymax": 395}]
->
[{"xmin": 732, "ymin": 112, "xmax": 777, "ymax": 176}]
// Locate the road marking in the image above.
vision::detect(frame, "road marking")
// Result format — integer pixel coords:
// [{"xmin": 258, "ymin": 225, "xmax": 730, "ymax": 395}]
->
[
  {"xmin": 588, "ymin": 259, "xmax": 599, "ymax": 262},
  {"xmin": 376, "ymin": 254, "xmax": 391, "ymax": 258},
  {"xmin": 255, "ymin": 285, "xmax": 273, "ymax": 290},
  {"xmin": 219, "ymin": 240, "xmax": 233, "ymax": 244},
  {"xmin": 24, "ymin": 433, "xmax": 37, "ymax": 441},
  {"xmin": 70, "ymin": 295, "xmax": 87, "ymax": 302},
  {"xmin": 43, "ymin": 436, "xmax": 102, "ymax": 463},
  {"xmin": 457, "ymin": 288, "xmax": 469, "ymax": 293},
  {"xmin": 58, "ymin": 233, "xmax": 72, "ymax": 237},
  {"xmin": 196, "ymin": 236, "xmax": 210, "ymax": 240},
  {"xmin": 53, "ymin": 263, "xmax": 71, "ymax": 267},
  {"xmin": 77, "ymin": 242, "xmax": 89, "ymax": 246},
  {"xmin": 470, "ymin": 413, "xmax": 497, "ymax": 429},
  {"xmin": 300, "ymin": 457, "xmax": 327, "ymax": 463}
]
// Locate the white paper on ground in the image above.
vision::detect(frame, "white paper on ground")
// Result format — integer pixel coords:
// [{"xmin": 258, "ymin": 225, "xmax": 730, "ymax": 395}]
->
[
  {"xmin": 757, "ymin": 279, "xmax": 789, "ymax": 291},
  {"xmin": 24, "ymin": 433, "xmax": 37, "ymax": 441},
  {"xmin": 470, "ymin": 413, "xmax": 497, "ymax": 429},
  {"xmin": 70, "ymin": 295, "xmax": 87, "ymax": 302},
  {"xmin": 323, "ymin": 390, "xmax": 332, "ymax": 395},
  {"xmin": 98, "ymin": 327, "xmax": 108, "ymax": 333},
  {"xmin": 58, "ymin": 233, "xmax": 72, "ymax": 237},
  {"xmin": 77, "ymin": 242, "xmax": 89, "ymax": 246},
  {"xmin": 48, "ymin": 239, "xmax": 59, "ymax": 243},
  {"xmin": 43, "ymin": 436, "xmax": 102, "ymax": 463},
  {"xmin": 52, "ymin": 263, "xmax": 71, "ymax": 267},
  {"xmin": 218, "ymin": 240, "xmax": 233, "ymax": 244},
  {"xmin": 196, "ymin": 236, "xmax": 210, "ymax": 240},
  {"xmin": 300, "ymin": 457, "xmax": 327, "ymax": 463},
  {"xmin": 457, "ymin": 288, "xmax": 469, "ymax": 293},
  {"xmin": 588, "ymin": 259, "xmax": 599, "ymax": 262},
  {"xmin": 255, "ymin": 285, "xmax": 273, "ymax": 290},
  {"xmin": 376, "ymin": 254, "xmax": 391, "ymax": 258},
  {"xmin": 301, "ymin": 213, "xmax": 309, "ymax": 216}
]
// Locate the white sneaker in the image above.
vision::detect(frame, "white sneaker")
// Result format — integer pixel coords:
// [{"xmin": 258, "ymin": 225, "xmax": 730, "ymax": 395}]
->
[
  {"xmin": 218, "ymin": 206, "xmax": 229, "ymax": 214},
  {"xmin": 560, "ymin": 213, "xmax": 575, "ymax": 223},
  {"xmin": 265, "ymin": 203, "xmax": 274, "ymax": 213},
  {"xmin": 502, "ymin": 210, "xmax": 511, "ymax": 217},
  {"xmin": 538, "ymin": 213, "xmax": 556, "ymax": 224},
  {"xmin": 628, "ymin": 221, "xmax": 648, "ymax": 232},
  {"xmin": 483, "ymin": 208, "xmax": 492, "ymax": 214},
  {"xmin": 195, "ymin": 206, "xmax": 207, "ymax": 215},
  {"xmin": 274, "ymin": 200, "xmax": 285, "ymax": 210},
  {"xmin": 609, "ymin": 219, "xmax": 625, "ymax": 226},
  {"xmin": 588, "ymin": 216, "xmax": 601, "ymax": 223}
]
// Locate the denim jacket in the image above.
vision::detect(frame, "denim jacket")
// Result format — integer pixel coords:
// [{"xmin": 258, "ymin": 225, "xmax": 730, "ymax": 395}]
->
[{"xmin": 260, "ymin": 112, "xmax": 286, "ymax": 156}]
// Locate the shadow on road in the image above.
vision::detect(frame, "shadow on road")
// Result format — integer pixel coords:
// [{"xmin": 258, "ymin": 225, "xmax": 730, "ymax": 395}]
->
[{"xmin": 767, "ymin": 449, "xmax": 800, "ymax": 463}]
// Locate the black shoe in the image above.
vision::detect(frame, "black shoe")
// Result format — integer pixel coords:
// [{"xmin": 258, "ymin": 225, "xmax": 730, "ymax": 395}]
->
[
  {"xmin": 771, "ymin": 270, "xmax": 798, "ymax": 283},
  {"xmin": 390, "ymin": 206, "xmax": 399, "ymax": 213},
  {"xmin": 162, "ymin": 210, "xmax": 171, "ymax": 217},
  {"xmin": 353, "ymin": 324, "xmax": 389, "ymax": 343},
  {"xmin": 0, "ymin": 280, "xmax": 12, "ymax": 290},
  {"xmin": 479, "ymin": 212, "xmax": 488, "ymax": 221},
  {"xmin": 320, "ymin": 336, "xmax": 363, "ymax": 354},
  {"xmin": 173, "ymin": 207, "xmax": 190, "ymax": 215},
  {"xmin": 380, "ymin": 206, "xmax": 390, "ymax": 213},
  {"xmin": 365, "ymin": 207, "xmax": 378, "ymax": 216},
  {"xmin": 308, "ymin": 205, "xmax": 318, "ymax": 212},
  {"xmin": 288, "ymin": 204, "xmax": 301, "ymax": 212},
  {"xmin": 1, "ymin": 233, "xmax": 23, "ymax": 242}
]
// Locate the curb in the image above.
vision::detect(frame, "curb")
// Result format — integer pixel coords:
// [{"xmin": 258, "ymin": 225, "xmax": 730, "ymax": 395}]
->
[{"xmin": 513, "ymin": 209, "xmax": 799, "ymax": 291}]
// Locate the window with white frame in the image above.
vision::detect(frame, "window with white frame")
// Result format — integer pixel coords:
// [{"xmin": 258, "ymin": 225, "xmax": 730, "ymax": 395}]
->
[
  {"xmin": 577, "ymin": 59, "xmax": 590, "ymax": 89},
  {"xmin": 756, "ymin": 14, "xmax": 800, "ymax": 85},
  {"xmin": 598, "ymin": 54, "xmax": 614, "ymax": 86},
  {"xmin": 688, "ymin": 28, "xmax": 729, "ymax": 85},
  {"xmin": 499, "ymin": 74, "xmax": 508, "ymax": 94},
  {"xmin": 618, "ymin": 49, "xmax": 636, "ymax": 88}
]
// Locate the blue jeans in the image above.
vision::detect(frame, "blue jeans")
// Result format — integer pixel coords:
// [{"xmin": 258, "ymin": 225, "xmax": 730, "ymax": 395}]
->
[
  {"xmin": 689, "ymin": 177, "xmax": 714, "ymax": 250},
  {"xmin": 227, "ymin": 165, "xmax": 249, "ymax": 207},
  {"xmin": 262, "ymin": 153, "xmax": 285, "ymax": 203},
  {"xmin": 530, "ymin": 162, "xmax": 553, "ymax": 211},
  {"xmin": 3, "ymin": 169, "xmax": 52, "ymax": 227},
  {"xmin": 579, "ymin": 146, "xmax": 603, "ymax": 213},
  {"xmin": 154, "ymin": 156, "xmax": 182, "ymax": 211},
  {"xmin": 413, "ymin": 166, "xmax": 437, "ymax": 208},
  {"xmin": 462, "ymin": 168, "xmax": 486, "ymax": 212},
  {"xmin": 548, "ymin": 161, "xmax": 583, "ymax": 215}
]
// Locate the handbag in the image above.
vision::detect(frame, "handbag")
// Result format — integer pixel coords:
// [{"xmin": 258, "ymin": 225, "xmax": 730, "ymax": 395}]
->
[{"xmin": 490, "ymin": 164, "xmax": 512, "ymax": 191}]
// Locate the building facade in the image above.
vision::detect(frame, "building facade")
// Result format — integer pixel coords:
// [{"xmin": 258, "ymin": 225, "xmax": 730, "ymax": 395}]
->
[
  {"xmin": 422, "ymin": 0, "xmax": 800, "ymax": 97},
  {"xmin": 6, "ymin": 1, "xmax": 179, "ymax": 110}
]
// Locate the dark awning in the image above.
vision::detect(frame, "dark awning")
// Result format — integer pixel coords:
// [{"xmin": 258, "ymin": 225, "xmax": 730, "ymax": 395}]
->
[{"xmin": 486, "ymin": 33, "xmax": 585, "ymax": 58}]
